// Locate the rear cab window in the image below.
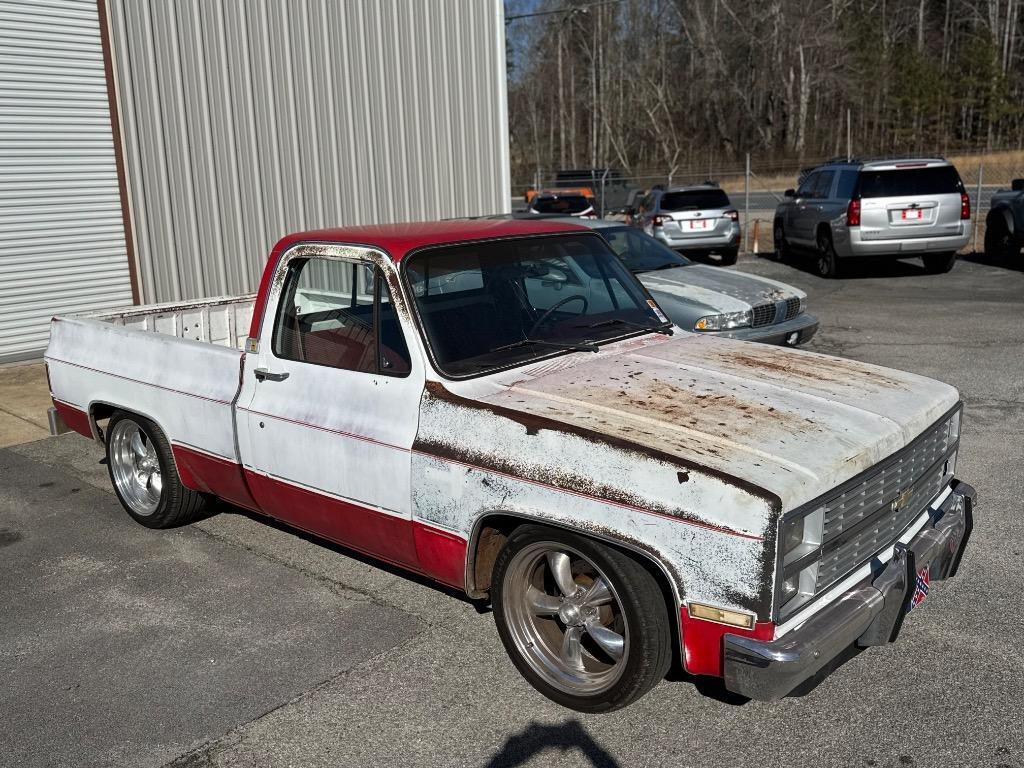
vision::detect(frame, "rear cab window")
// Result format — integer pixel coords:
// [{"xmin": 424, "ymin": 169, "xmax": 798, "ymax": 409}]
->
[{"xmin": 856, "ymin": 166, "xmax": 964, "ymax": 198}]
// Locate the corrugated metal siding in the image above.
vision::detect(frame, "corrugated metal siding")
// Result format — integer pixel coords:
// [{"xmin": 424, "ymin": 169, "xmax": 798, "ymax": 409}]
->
[
  {"xmin": 0, "ymin": 0, "xmax": 133, "ymax": 363},
  {"xmin": 107, "ymin": 0, "xmax": 510, "ymax": 304}
]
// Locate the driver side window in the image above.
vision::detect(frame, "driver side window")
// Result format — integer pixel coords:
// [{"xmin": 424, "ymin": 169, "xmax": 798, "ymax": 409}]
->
[
  {"xmin": 273, "ymin": 257, "xmax": 410, "ymax": 376},
  {"xmin": 797, "ymin": 172, "xmax": 818, "ymax": 199}
]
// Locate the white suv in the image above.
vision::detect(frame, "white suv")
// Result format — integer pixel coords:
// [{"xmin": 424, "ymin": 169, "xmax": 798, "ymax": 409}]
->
[{"xmin": 773, "ymin": 158, "xmax": 972, "ymax": 277}]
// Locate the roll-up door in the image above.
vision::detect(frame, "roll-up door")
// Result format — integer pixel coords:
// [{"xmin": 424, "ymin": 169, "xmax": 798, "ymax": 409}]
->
[{"xmin": 0, "ymin": 0, "xmax": 133, "ymax": 363}]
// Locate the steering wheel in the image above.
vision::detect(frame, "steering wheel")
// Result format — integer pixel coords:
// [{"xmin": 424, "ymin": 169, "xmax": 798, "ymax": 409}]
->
[{"xmin": 528, "ymin": 294, "xmax": 589, "ymax": 336}]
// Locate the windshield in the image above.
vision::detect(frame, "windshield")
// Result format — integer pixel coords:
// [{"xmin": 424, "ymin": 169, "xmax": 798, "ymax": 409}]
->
[
  {"xmin": 601, "ymin": 227, "xmax": 691, "ymax": 272},
  {"xmin": 660, "ymin": 189, "xmax": 730, "ymax": 211},
  {"xmin": 532, "ymin": 195, "xmax": 592, "ymax": 214},
  {"xmin": 856, "ymin": 166, "xmax": 963, "ymax": 198},
  {"xmin": 405, "ymin": 233, "xmax": 668, "ymax": 376}
]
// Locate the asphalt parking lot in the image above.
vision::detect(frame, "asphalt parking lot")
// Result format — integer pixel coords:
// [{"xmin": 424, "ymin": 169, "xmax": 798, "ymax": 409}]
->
[{"xmin": 2, "ymin": 252, "xmax": 1022, "ymax": 768}]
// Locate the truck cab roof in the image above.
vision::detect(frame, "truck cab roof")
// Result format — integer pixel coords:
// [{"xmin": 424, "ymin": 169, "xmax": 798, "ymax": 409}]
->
[{"xmin": 269, "ymin": 218, "xmax": 588, "ymax": 264}]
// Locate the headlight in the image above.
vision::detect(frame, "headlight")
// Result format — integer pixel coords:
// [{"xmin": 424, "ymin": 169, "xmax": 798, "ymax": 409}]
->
[
  {"xmin": 778, "ymin": 506, "xmax": 824, "ymax": 618},
  {"xmin": 798, "ymin": 296, "xmax": 807, "ymax": 314},
  {"xmin": 693, "ymin": 309, "xmax": 751, "ymax": 331}
]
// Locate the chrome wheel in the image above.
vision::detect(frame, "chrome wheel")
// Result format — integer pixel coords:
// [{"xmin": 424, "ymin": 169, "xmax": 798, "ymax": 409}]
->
[
  {"xmin": 502, "ymin": 542, "xmax": 628, "ymax": 696},
  {"xmin": 108, "ymin": 419, "xmax": 162, "ymax": 516}
]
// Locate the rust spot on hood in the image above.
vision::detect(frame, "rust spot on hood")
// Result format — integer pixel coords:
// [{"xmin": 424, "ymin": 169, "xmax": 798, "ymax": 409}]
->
[{"xmin": 724, "ymin": 349, "xmax": 909, "ymax": 389}]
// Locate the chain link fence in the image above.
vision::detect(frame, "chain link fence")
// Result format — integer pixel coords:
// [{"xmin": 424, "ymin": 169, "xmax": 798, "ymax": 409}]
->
[{"xmin": 513, "ymin": 151, "xmax": 1024, "ymax": 256}]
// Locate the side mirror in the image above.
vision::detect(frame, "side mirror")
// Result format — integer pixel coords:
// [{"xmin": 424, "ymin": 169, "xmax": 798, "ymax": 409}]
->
[
  {"xmin": 1012, "ymin": 178, "xmax": 1024, "ymax": 192},
  {"xmin": 784, "ymin": 189, "xmax": 795, "ymax": 198}
]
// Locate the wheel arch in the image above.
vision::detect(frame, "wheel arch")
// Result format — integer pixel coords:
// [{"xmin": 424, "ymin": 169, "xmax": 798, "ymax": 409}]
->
[
  {"xmin": 464, "ymin": 510, "xmax": 684, "ymax": 640},
  {"xmin": 86, "ymin": 401, "xmax": 186, "ymax": 477},
  {"xmin": 986, "ymin": 205, "xmax": 1015, "ymax": 235},
  {"xmin": 815, "ymin": 221, "xmax": 834, "ymax": 243}
]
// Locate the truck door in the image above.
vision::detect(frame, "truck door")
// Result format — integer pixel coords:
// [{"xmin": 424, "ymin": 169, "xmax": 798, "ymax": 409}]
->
[{"xmin": 236, "ymin": 248, "xmax": 422, "ymax": 568}]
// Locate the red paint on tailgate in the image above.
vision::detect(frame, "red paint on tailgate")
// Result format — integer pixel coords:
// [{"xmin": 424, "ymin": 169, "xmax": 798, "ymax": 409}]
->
[
  {"xmin": 681, "ymin": 608, "xmax": 775, "ymax": 677},
  {"xmin": 171, "ymin": 444, "xmax": 261, "ymax": 512}
]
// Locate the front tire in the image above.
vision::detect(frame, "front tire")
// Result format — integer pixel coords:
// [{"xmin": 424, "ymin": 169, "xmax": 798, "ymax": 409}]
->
[
  {"xmin": 922, "ymin": 252, "xmax": 957, "ymax": 274},
  {"xmin": 106, "ymin": 411, "xmax": 208, "ymax": 529},
  {"xmin": 492, "ymin": 525, "xmax": 672, "ymax": 713},
  {"xmin": 815, "ymin": 230, "xmax": 841, "ymax": 278}
]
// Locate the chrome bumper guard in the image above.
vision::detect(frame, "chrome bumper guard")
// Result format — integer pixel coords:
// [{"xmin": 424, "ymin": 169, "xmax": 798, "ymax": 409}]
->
[
  {"xmin": 47, "ymin": 406, "xmax": 69, "ymax": 436},
  {"xmin": 723, "ymin": 480, "xmax": 976, "ymax": 701}
]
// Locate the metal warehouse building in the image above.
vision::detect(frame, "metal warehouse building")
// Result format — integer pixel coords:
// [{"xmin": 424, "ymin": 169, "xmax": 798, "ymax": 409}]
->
[{"xmin": 0, "ymin": 0, "xmax": 510, "ymax": 363}]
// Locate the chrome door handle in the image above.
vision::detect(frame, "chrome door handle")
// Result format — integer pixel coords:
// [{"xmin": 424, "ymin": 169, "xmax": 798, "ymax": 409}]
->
[{"xmin": 254, "ymin": 368, "xmax": 289, "ymax": 382}]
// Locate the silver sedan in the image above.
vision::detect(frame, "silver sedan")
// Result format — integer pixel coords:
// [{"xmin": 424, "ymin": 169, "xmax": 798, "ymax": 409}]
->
[{"xmin": 575, "ymin": 219, "xmax": 819, "ymax": 346}]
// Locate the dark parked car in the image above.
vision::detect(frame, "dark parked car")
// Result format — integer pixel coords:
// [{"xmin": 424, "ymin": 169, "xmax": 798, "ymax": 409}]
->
[{"xmin": 985, "ymin": 177, "xmax": 1024, "ymax": 262}]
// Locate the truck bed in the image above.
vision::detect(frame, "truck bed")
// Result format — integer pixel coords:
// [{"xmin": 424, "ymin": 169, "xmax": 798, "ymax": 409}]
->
[{"xmin": 45, "ymin": 294, "xmax": 255, "ymax": 465}]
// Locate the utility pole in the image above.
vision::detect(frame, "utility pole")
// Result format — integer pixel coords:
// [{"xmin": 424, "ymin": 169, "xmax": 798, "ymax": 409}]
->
[
  {"xmin": 744, "ymin": 153, "xmax": 750, "ymax": 255},
  {"xmin": 846, "ymin": 109, "xmax": 852, "ymax": 161}
]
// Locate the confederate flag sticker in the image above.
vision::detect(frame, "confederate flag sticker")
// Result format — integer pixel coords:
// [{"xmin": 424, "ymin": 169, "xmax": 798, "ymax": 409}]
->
[{"xmin": 908, "ymin": 565, "xmax": 930, "ymax": 611}]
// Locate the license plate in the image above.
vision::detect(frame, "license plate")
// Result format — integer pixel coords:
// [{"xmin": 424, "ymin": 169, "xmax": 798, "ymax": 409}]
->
[
  {"xmin": 907, "ymin": 564, "xmax": 930, "ymax": 611},
  {"xmin": 901, "ymin": 209, "xmax": 924, "ymax": 220},
  {"xmin": 689, "ymin": 219, "xmax": 710, "ymax": 229}
]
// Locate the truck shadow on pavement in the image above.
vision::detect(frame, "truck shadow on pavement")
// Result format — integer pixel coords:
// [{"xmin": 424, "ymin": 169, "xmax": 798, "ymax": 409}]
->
[{"xmin": 484, "ymin": 720, "xmax": 619, "ymax": 768}]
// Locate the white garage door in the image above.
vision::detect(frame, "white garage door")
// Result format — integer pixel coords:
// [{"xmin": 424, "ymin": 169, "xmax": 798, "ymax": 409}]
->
[{"xmin": 0, "ymin": 0, "xmax": 133, "ymax": 363}]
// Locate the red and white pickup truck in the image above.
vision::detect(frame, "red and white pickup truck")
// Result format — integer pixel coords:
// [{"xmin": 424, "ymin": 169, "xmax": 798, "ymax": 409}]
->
[{"xmin": 45, "ymin": 219, "xmax": 975, "ymax": 712}]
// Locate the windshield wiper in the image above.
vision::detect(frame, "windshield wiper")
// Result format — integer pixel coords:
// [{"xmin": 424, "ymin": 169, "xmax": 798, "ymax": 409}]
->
[
  {"xmin": 575, "ymin": 318, "xmax": 674, "ymax": 336},
  {"xmin": 489, "ymin": 338, "xmax": 599, "ymax": 354}
]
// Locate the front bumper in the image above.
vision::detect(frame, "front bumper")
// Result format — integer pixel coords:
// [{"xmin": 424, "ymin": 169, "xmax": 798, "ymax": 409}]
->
[
  {"xmin": 710, "ymin": 312, "xmax": 819, "ymax": 346},
  {"xmin": 723, "ymin": 480, "xmax": 975, "ymax": 701}
]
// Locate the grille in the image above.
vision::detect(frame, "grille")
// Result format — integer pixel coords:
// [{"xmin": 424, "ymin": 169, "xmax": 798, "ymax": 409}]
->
[
  {"xmin": 751, "ymin": 303, "xmax": 775, "ymax": 327},
  {"xmin": 813, "ymin": 415, "xmax": 955, "ymax": 591},
  {"xmin": 784, "ymin": 296, "xmax": 801, "ymax": 321}
]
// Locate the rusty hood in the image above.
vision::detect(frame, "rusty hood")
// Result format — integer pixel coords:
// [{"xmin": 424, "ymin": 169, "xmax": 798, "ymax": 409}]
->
[{"xmin": 448, "ymin": 332, "xmax": 959, "ymax": 515}]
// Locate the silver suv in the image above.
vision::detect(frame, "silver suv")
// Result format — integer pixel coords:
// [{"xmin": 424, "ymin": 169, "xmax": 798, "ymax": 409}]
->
[
  {"xmin": 635, "ymin": 185, "xmax": 740, "ymax": 265},
  {"xmin": 773, "ymin": 158, "xmax": 972, "ymax": 277}
]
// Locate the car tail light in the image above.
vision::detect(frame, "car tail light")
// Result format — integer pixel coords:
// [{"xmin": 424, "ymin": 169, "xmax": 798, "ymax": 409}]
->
[
  {"xmin": 846, "ymin": 199, "xmax": 861, "ymax": 227},
  {"xmin": 652, "ymin": 215, "xmax": 668, "ymax": 227},
  {"xmin": 960, "ymin": 193, "xmax": 970, "ymax": 220},
  {"xmin": 725, "ymin": 209, "xmax": 739, "ymax": 221}
]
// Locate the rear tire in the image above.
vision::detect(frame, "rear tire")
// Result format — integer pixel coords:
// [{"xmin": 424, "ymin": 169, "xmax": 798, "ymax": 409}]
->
[
  {"xmin": 492, "ymin": 525, "xmax": 672, "ymax": 713},
  {"xmin": 815, "ymin": 230, "xmax": 841, "ymax": 278},
  {"xmin": 718, "ymin": 248, "xmax": 738, "ymax": 266},
  {"xmin": 984, "ymin": 215, "xmax": 1020, "ymax": 261},
  {"xmin": 770, "ymin": 220, "xmax": 788, "ymax": 261},
  {"xmin": 106, "ymin": 411, "xmax": 208, "ymax": 529},
  {"xmin": 922, "ymin": 252, "xmax": 957, "ymax": 274}
]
